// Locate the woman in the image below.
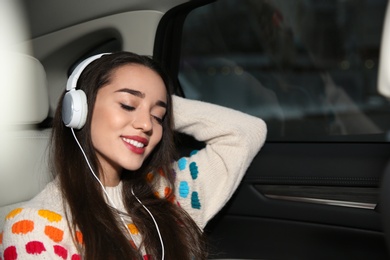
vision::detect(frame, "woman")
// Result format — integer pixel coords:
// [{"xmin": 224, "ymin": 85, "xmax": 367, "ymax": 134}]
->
[{"xmin": 1, "ymin": 52, "xmax": 266, "ymax": 259}]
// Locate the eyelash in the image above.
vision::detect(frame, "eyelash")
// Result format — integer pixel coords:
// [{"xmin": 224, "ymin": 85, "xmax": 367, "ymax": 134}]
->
[
  {"xmin": 120, "ymin": 104, "xmax": 135, "ymax": 111},
  {"xmin": 120, "ymin": 103, "xmax": 164, "ymax": 125},
  {"xmin": 153, "ymin": 116, "xmax": 163, "ymax": 125}
]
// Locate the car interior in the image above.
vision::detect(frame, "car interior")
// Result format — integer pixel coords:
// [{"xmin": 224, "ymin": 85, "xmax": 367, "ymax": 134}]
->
[{"xmin": 2, "ymin": 0, "xmax": 390, "ymax": 259}]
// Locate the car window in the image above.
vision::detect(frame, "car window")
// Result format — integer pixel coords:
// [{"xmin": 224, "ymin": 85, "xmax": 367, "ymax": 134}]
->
[{"xmin": 178, "ymin": 0, "xmax": 390, "ymax": 142}]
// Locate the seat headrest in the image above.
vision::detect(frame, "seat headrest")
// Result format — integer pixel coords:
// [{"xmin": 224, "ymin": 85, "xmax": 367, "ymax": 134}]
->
[{"xmin": 1, "ymin": 52, "xmax": 49, "ymax": 125}]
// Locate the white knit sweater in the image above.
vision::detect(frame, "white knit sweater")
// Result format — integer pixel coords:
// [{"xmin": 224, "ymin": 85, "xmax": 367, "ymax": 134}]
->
[{"xmin": 0, "ymin": 95, "xmax": 267, "ymax": 259}]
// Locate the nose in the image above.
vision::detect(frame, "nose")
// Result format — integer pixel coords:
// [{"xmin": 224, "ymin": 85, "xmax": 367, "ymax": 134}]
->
[{"xmin": 132, "ymin": 109, "xmax": 153, "ymax": 133}]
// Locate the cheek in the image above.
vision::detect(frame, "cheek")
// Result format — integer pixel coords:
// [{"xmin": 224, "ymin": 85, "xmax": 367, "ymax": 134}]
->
[
  {"xmin": 90, "ymin": 119, "xmax": 104, "ymax": 149},
  {"xmin": 92, "ymin": 105, "xmax": 123, "ymax": 130},
  {"xmin": 91, "ymin": 109, "xmax": 106, "ymax": 141},
  {"xmin": 149, "ymin": 126, "xmax": 164, "ymax": 150},
  {"xmin": 90, "ymin": 107, "xmax": 120, "ymax": 146},
  {"xmin": 157, "ymin": 124, "xmax": 165, "ymax": 140}
]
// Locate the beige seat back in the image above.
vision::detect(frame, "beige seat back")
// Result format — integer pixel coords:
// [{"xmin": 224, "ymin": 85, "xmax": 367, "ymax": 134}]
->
[{"xmin": 0, "ymin": 53, "xmax": 53, "ymax": 228}]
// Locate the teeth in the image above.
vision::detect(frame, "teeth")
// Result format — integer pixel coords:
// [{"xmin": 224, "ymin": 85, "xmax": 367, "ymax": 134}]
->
[{"xmin": 122, "ymin": 138, "xmax": 145, "ymax": 148}]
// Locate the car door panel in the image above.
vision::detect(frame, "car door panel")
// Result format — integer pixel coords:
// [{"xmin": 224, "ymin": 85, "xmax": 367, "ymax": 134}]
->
[
  {"xmin": 207, "ymin": 215, "xmax": 387, "ymax": 259},
  {"xmin": 204, "ymin": 142, "xmax": 390, "ymax": 259}
]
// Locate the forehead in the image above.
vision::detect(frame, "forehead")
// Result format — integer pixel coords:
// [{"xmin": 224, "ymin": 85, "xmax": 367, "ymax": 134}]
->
[{"xmin": 104, "ymin": 64, "xmax": 167, "ymax": 100}]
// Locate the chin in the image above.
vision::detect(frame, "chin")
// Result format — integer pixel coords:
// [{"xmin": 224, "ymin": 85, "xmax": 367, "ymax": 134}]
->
[{"xmin": 123, "ymin": 162, "xmax": 144, "ymax": 172}]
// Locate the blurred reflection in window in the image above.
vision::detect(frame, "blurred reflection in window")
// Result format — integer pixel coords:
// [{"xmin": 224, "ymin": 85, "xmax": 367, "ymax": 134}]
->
[{"xmin": 179, "ymin": 0, "xmax": 389, "ymax": 142}]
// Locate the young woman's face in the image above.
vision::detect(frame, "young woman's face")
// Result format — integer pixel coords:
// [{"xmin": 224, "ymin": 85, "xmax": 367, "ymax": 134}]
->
[{"xmin": 91, "ymin": 64, "xmax": 167, "ymax": 182}]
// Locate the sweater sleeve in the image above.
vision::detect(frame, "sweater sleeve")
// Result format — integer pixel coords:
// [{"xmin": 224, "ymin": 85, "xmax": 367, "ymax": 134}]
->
[
  {"xmin": 0, "ymin": 183, "xmax": 82, "ymax": 259},
  {"xmin": 171, "ymin": 95, "xmax": 267, "ymax": 229}
]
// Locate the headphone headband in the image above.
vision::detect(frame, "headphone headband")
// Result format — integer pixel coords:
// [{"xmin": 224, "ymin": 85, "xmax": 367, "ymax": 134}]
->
[
  {"xmin": 66, "ymin": 53, "xmax": 110, "ymax": 91},
  {"xmin": 62, "ymin": 53, "xmax": 111, "ymax": 129}
]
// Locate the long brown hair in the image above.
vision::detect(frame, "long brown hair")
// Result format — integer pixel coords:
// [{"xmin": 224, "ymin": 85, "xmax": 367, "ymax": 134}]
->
[{"xmin": 51, "ymin": 51, "xmax": 207, "ymax": 259}]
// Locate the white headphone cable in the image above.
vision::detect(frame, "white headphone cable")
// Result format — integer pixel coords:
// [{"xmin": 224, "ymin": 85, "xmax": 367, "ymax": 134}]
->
[
  {"xmin": 131, "ymin": 188, "xmax": 165, "ymax": 260},
  {"xmin": 71, "ymin": 128, "xmax": 164, "ymax": 260},
  {"xmin": 71, "ymin": 128, "xmax": 135, "ymax": 240}
]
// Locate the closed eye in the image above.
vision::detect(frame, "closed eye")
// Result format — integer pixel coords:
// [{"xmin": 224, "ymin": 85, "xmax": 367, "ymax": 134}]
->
[
  {"xmin": 152, "ymin": 115, "xmax": 164, "ymax": 125},
  {"xmin": 121, "ymin": 103, "xmax": 164, "ymax": 124},
  {"xmin": 120, "ymin": 103, "xmax": 135, "ymax": 111}
]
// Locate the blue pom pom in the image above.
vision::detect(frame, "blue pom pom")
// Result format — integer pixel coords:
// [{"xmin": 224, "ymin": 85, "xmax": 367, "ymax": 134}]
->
[
  {"xmin": 179, "ymin": 181, "xmax": 190, "ymax": 198},
  {"xmin": 189, "ymin": 162, "xmax": 199, "ymax": 179},
  {"xmin": 190, "ymin": 150, "xmax": 199, "ymax": 156},
  {"xmin": 191, "ymin": 192, "xmax": 201, "ymax": 209},
  {"xmin": 178, "ymin": 158, "xmax": 187, "ymax": 171}
]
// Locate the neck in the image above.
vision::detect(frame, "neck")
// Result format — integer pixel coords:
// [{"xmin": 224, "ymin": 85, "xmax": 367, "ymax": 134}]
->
[{"xmin": 103, "ymin": 178, "xmax": 121, "ymax": 187}]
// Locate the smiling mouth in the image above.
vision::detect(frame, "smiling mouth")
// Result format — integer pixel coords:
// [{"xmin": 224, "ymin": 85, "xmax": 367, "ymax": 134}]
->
[{"xmin": 122, "ymin": 137, "xmax": 146, "ymax": 148}]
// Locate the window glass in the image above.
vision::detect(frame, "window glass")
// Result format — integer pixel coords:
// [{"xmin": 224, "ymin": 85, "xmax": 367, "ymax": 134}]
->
[{"xmin": 179, "ymin": 0, "xmax": 390, "ymax": 142}]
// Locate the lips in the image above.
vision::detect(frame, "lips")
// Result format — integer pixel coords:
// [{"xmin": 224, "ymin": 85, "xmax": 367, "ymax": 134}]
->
[{"xmin": 121, "ymin": 135, "xmax": 149, "ymax": 154}]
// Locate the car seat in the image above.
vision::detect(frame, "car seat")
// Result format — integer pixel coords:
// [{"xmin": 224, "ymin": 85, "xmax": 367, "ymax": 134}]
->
[{"xmin": 0, "ymin": 53, "xmax": 53, "ymax": 229}]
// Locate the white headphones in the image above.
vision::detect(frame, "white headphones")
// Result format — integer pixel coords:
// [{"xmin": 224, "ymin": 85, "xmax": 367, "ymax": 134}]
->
[{"xmin": 62, "ymin": 53, "xmax": 110, "ymax": 129}]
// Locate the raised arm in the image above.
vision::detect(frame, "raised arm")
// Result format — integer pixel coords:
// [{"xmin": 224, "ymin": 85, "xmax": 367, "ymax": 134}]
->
[{"xmin": 171, "ymin": 95, "xmax": 267, "ymax": 228}]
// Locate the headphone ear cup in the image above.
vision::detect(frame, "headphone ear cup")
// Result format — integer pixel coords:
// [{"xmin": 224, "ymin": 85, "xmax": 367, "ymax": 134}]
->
[{"xmin": 62, "ymin": 89, "xmax": 88, "ymax": 129}]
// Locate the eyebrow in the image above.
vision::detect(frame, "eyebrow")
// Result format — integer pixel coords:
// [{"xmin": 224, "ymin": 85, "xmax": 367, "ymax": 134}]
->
[{"xmin": 115, "ymin": 88, "xmax": 167, "ymax": 108}]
